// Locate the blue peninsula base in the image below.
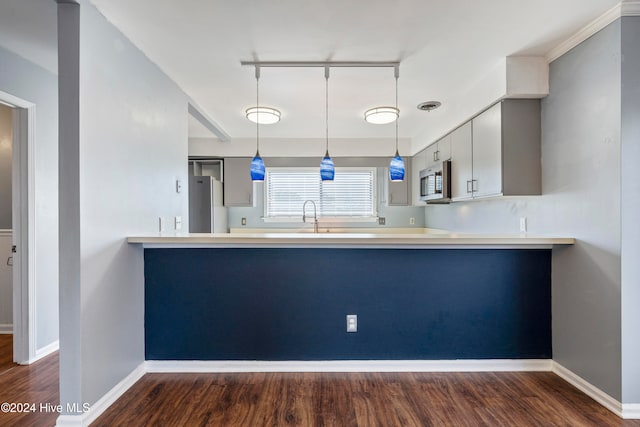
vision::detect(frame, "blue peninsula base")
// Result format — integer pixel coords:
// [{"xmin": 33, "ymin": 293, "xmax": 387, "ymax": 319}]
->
[{"xmin": 144, "ymin": 248, "xmax": 551, "ymax": 360}]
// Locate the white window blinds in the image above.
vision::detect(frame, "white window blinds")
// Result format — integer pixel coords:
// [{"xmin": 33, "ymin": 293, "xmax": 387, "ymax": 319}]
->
[{"xmin": 265, "ymin": 168, "xmax": 376, "ymax": 219}]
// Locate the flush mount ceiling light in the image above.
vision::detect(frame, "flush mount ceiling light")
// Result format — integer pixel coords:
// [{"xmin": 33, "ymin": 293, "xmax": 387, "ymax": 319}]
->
[
  {"xmin": 364, "ymin": 106, "xmax": 399, "ymax": 124},
  {"xmin": 245, "ymin": 106, "xmax": 281, "ymax": 124}
]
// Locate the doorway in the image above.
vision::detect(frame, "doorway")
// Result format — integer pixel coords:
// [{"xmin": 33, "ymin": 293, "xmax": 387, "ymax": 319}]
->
[
  {"xmin": 0, "ymin": 91, "xmax": 36, "ymax": 366},
  {"xmin": 0, "ymin": 102, "xmax": 13, "ymax": 372}
]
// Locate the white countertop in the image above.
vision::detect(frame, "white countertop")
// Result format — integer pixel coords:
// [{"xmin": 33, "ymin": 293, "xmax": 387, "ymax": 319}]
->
[{"xmin": 127, "ymin": 232, "xmax": 575, "ymax": 249}]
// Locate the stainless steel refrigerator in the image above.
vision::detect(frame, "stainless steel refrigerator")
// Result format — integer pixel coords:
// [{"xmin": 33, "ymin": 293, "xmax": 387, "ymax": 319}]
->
[{"xmin": 189, "ymin": 176, "xmax": 227, "ymax": 233}]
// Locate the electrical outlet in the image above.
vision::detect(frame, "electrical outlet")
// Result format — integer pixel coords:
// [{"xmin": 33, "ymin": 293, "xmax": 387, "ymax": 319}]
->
[
  {"xmin": 409, "ymin": 217, "xmax": 415, "ymax": 225},
  {"xmin": 175, "ymin": 216, "xmax": 182, "ymax": 231},
  {"xmin": 346, "ymin": 315, "xmax": 357, "ymax": 332},
  {"xmin": 378, "ymin": 217, "xmax": 386, "ymax": 225},
  {"xmin": 241, "ymin": 217, "xmax": 247, "ymax": 226},
  {"xmin": 520, "ymin": 217, "xmax": 527, "ymax": 233}
]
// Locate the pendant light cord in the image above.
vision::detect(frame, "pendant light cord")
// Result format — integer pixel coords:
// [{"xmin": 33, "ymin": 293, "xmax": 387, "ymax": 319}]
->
[
  {"xmin": 325, "ymin": 66, "xmax": 330, "ymax": 156},
  {"xmin": 256, "ymin": 66, "xmax": 260, "ymax": 154},
  {"xmin": 394, "ymin": 68, "xmax": 399, "ymax": 155}
]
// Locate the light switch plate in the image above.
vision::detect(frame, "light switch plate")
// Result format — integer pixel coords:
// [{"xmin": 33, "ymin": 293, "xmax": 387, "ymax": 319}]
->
[{"xmin": 378, "ymin": 217, "xmax": 386, "ymax": 225}]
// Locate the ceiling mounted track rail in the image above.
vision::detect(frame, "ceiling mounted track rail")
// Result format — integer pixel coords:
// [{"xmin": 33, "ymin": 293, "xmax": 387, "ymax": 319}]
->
[{"xmin": 240, "ymin": 61, "xmax": 400, "ymax": 70}]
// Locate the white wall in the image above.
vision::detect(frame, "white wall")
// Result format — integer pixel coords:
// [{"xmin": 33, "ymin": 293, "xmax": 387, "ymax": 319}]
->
[
  {"xmin": 0, "ymin": 42, "xmax": 59, "ymax": 352},
  {"xmin": 424, "ymin": 19, "xmax": 623, "ymax": 399},
  {"xmin": 58, "ymin": 0, "xmax": 189, "ymax": 416}
]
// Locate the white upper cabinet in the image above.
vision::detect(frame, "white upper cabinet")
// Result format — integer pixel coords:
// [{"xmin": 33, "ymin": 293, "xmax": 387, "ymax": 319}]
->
[
  {"xmin": 450, "ymin": 122, "xmax": 473, "ymax": 201},
  {"xmin": 471, "ymin": 103, "xmax": 503, "ymax": 198},
  {"xmin": 223, "ymin": 157, "xmax": 254, "ymax": 207},
  {"xmin": 450, "ymin": 99, "xmax": 541, "ymax": 202}
]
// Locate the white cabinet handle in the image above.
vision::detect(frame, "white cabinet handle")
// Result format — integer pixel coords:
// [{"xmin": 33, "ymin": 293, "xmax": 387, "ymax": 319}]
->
[
  {"xmin": 472, "ymin": 179, "xmax": 478, "ymax": 192},
  {"xmin": 466, "ymin": 180, "xmax": 472, "ymax": 193}
]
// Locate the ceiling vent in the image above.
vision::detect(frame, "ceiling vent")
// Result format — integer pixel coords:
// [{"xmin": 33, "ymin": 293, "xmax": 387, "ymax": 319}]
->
[{"xmin": 417, "ymin": 101, "xmax": 441, "ymax": 112}]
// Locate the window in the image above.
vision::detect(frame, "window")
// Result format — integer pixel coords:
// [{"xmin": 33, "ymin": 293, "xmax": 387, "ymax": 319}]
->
[{"xmin": 265, "ymin": 167, "xmax": 377, "ymax": 220}]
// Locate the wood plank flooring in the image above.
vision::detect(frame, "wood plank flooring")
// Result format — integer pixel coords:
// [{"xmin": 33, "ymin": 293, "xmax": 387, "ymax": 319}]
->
[
  {"xmin": 94, "ymin": 371, "xmax": 640, "ymax": 427},
  {"xmin": 0, "ymin": 334, "xmax": 14, "ymax": 373},
  {"xmin": 0, "ymin": 331, "xmax": 638, "ymax": 427},
  {"xmin": 0, "ymin": 349, "xmax": 59, "ymax": 427}
]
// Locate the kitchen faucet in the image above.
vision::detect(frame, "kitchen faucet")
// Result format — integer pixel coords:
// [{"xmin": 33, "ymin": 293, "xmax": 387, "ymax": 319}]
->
[{"xmin": 302, "ymin": 200, "xmax": 319, "ymax": 233}]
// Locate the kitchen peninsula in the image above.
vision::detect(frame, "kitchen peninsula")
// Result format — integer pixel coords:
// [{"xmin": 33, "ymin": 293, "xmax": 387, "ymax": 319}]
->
[{"xmin": 129, "ymin": 233, "xmax": 573, "ymax": 362}]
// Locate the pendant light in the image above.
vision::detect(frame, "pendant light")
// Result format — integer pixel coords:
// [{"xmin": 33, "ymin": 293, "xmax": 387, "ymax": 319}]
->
[
  {"xmin": 250, "ymin": 66, "xmax": 266, "ymax": 181},
  {"xmin": 389, "ymin": 66, "xmax": 405, "ymax": 182},
  {"xmin": 320, "ymin": 66, "xmax": 335, "ymax": 181}
]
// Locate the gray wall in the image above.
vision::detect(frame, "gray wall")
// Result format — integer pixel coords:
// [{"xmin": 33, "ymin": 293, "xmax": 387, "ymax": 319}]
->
[
  {"xmin": 58, "ymin": 0, "xmax": 189, "ymax": 415},
  {"xmin": 425, "ymin": 20, "xmax": 623, "ymax": 399},
  {"xmin": 0, "ymin": 42, "xmax": 59, "ymax": 351},
  {"xmin": 621, "ymin": 16, "xmax": 640, "ymax": 404},
  {"xmin": 0, "ymin": 104, "xmax": 11, "ymax": 229},
  {"xmin": 227, "ymin": 157, "xmax": 425, "ymax": 229}
]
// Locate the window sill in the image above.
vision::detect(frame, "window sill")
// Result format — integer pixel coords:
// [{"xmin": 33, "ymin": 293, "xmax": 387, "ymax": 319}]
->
[{"xmin": 262, "ymin": 216, "xmax": 378, "ymax": 224}]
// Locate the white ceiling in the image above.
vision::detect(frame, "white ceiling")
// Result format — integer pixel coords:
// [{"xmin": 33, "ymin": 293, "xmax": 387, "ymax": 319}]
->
[
  {"xmin": 0, "ymin": 1, "xmax": 622, "ymax": 144},
  {"xmin": 89, "ymin": 0, "xmax": 619, "ymax": 142}
]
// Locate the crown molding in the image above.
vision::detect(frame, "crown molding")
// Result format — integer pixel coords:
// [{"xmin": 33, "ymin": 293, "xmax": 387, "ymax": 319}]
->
[
  {"xmin": 621, "ymin": 0, "xmax": 640, "ymax": 15},
  {"xmin": 546, "ymin": 2, "xmax": 640, "ymax": 62},
  {"xmin": 546, "ymin": 3, "xmax": 621, "ymax": 62}
]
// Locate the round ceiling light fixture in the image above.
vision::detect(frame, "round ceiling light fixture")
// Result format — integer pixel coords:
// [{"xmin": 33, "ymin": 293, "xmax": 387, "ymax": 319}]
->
[
  {"xmin": 364, "ymin": 106, "xmax": 399, "ymax": 124},
  {"xmin": 245, "ymin": 106, "xmax": 281, "ymax": 124},
  {"xmin": 417, "ymin": 101, "xmax": 442, "ymax": 112}
]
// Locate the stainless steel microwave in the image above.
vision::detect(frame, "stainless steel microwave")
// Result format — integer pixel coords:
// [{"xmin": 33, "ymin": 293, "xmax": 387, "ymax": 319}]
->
[{"xmin": 419, "ymin": 160, "xmax": 451, "ymax": 204}]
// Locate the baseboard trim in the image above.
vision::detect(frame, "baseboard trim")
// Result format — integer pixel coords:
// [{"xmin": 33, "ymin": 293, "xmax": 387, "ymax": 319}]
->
[
  {"xmin": 55, "ymin": 415, "xmax": 83, "ymax": 427},
  {"xmin": 24, "ymin": 340, "xmax": 60, "ymax": 364},
  {"xmin": 622, "ymin": 404, "xmax": 640, "ymax": 419},
  {"xmin": 81, "ymin": 362, "xmax": 146, "ymax": 426},
  {"xmin": 145, "ymin": 359, "xmax": 552, "ymax": 373},
  {"xmin": 551, "ymin": 361, "xmax": 623, "ymax": 417},
  {"xmin": 0, "ymin": 324, "xmax": 12, "ymax": 334}
]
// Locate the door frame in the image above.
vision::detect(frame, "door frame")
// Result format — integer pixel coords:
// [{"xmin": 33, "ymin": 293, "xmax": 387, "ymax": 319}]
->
[{"xmin": 0, "ymin": 90, "xmax": 36, "ymax": 364}]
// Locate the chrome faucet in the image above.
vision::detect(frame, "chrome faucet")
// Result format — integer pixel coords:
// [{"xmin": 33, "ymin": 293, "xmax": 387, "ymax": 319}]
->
[{"xmin": 302, "ymin": 200, "xmax": 319, "ymax": 233}]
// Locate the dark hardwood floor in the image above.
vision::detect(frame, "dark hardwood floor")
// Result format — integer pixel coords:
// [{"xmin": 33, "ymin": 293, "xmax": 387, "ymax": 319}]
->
[
  {"xmin": 0, "ymin": 347, "xmax": 59, "ymax": 427},
  {"xmin": 0, "ymin": 334, "xmax": 14, "ymax": 374},
  {"xmin": 94, "ymin": 371, "xmax": 640, "ymax": 427},
  {"xmin": 0, "ymin": 331, "xmax": 638, "ymax": 427}
]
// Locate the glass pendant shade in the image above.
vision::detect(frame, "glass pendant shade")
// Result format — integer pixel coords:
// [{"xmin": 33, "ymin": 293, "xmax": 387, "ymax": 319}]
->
[
  {"xmin": 250, "ymin": 151, "xmax": 265, "ymax": 181},
  {"xmin": 320, "ymin": 152, "xmax": 335, "ymax": 181},
  {"xmin": 389, "ymin": 151, "xmax": 405, "ymax": 182}
]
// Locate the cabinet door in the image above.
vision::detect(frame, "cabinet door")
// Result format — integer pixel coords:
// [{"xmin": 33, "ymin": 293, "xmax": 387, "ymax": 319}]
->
[
  {"xmin": 223, "ymin": 157, "xmax": 254, "ymax": 207},
  {"xmin": 437, "ymin": 134, "xmax": 451, "ymax": 161},
  {"xmin": 450, "ymin": 122, "xmax": 473, "ymax": 201},
  {"xmin": 471, "ymin": 103, "xmax": 502, "ymax": 198},
  {"xmin": 411, "ymin": 150, "xmax": 427, "ymax": 206},
  {"xmin": 424, "ymin": 143, "xmax": 438, "ymax": 169}
]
